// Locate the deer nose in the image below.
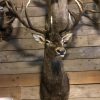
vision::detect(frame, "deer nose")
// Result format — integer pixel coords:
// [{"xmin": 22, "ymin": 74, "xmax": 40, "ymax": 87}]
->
[{"xmin": 55, "ymin": 47, "xmax": 66, "ymax": 57}]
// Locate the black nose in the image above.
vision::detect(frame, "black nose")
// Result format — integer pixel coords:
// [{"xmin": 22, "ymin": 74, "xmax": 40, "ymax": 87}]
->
[
  {"xmin": 56, "ymin": 49, "xmax": 65, "ymax": 55},
  {"xmin": 56, "ymin": 47, "xmax": 66, "ymax": 56}
]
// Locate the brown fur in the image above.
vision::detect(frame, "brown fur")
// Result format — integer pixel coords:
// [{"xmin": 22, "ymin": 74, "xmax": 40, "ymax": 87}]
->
[{"xmin": 40, "ymin": 42, "xmax": 69, "ymax": 100}]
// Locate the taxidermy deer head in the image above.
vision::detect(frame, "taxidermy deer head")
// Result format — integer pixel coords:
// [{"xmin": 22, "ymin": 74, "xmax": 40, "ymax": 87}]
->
[
  {"xmin": 3, "ymin": 0, "xmax": 83, "ymax": 58},
  {"xmin": 0, "ymin": 0, "xmax": 15, "ymax": 41},
  {"xmin": 5, "ymin": 0, "xmax": 83, "ymax": 57},
  {"xmin": 32, "ymin": 30, "xmax": 72, "ymax": 58},
  {"xmin": 3, "ymin": 1, "xmax": 84, "ymax": 100}
]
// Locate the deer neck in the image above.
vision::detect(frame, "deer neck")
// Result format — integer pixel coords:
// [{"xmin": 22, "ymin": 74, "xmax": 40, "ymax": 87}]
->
[{"xmin": 42, "ymin": 46, "xmax": 64, "ymax": 78}]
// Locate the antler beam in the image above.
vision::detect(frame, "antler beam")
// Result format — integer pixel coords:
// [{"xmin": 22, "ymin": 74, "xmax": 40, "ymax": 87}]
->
[{"xmin": 4, "ymin": 0, "xmax": 47, "ymax": 34}]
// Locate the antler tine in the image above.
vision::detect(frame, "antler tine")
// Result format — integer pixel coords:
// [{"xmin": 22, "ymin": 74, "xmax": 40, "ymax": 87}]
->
[
  {"xmin": 4, "ymin": 0, "xmax": 31, "ymax": 27},
  {"xmin": 75, "ymin": 0, "xmax": 84, "ymax": 14},
  {"xmin": 5, "ymin": 17, "xmax": 15, "ymax": 24},
  {"xmin": 24, "ymin": 0, "xmax": 47, "ymax": 34},
  {"xmin": 4, "ymin": 0, "xmax": 47, "ymax": 34},
  {"xmin": 85, "ymin": 10, "xmax": 100, "ymax": 13}
]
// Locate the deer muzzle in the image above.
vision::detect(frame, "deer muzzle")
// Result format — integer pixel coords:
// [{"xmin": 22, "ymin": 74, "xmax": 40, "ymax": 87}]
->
[{"xmin": 55, "ymin": 47, "xmax": 66, "ymax": 58}]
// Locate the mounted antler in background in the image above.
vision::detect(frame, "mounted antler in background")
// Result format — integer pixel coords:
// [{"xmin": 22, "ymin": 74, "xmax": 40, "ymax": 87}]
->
[{"xmin": 0, "ymin": 0, "xmax": 16, "ymax": 41}]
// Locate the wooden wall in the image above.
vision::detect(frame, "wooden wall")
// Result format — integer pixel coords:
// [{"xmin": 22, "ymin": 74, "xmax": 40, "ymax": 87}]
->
[{"xmin": 0, "ymin": 0, "xmax": 100, "ymax": 100}]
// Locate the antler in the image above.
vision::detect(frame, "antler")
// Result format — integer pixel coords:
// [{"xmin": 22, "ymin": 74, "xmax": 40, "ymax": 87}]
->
[
  {"xmin": 64, "ymin": 0, "xmax": 84, "ymax": 31},
  {"xmin": 4, "ymin": 0, "xmax": 47, "ymax": 34},
  {"xmin": 75, "ymin": 0, "xmax": 84, "ymax": 14},
  {"xmin": 0, "ymin": 0, "xmax": 15, "ymax": 28},
  {"xmin": 69, "ymin": 0, "xmax": 84, "ymax": 21}
]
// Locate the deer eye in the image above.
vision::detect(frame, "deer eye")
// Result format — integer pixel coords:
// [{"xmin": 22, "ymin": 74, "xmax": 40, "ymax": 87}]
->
[
  {"xmin": 45, "ymin": 40, "xmax": 56, "ymax": 47},
  {"xmin": 63, "ymin": 40, "xmax": 68, "ymax": 44},
  {"xmin": 45, "ymin": 40, "xmax": 52, "ymax": 46},
  {"xmin": 60, "ymin": 39, "xmax": 68, "ymax": 48},
  {"xmin": 46, "ymin": 40, "xmax": 51, "ymax": 44}
]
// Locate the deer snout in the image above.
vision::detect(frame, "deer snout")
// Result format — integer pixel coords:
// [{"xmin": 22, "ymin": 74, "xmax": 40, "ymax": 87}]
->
[{"xmin": 55, "ymin": 47, "xmax": 66, "ymax": 57}]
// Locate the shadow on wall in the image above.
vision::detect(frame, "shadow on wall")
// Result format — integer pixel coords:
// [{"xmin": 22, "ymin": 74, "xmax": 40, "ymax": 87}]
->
[
  {"xmin": 0, "ymin": 0, "xmax": 46, "ymax": 67},
  {"xmin": 0, "ymin": 17, "xmax": 44, "ymax": 68}
]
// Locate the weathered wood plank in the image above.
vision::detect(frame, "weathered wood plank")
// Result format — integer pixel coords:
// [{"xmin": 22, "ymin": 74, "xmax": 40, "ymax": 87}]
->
[
  {"xmin": 70, "ymin": 84, "xmax": 100, "ymax": 98},
  {"xmin": 11, "ymin": 16, "xmax": 99, "ymax": 37},
  {"xmin": 67, "ymin": 46, "xmax": 100, "ymax": 59},
  {"xmin": 64, "ymin": 59, "xmax": 100, "ymax": 71},
  {"xmin": 0, "ymin": 87, "xmax": 100, "ymax": 100},
  {"xmin": 0, "ymin": 35, "xmax": 94, "ymax": 51},
  {"xmin": 12, "ymin": 17, "xmax": 45, "ymax": 28},
  {"xmin": 12, "ymin": 15, "xmax": 99, "ymax": 32},
  {"xmin": 1, "ymin": 87, "xmax": 100, "ymax": 100},
  {"xmin": 0, "ymin": 71, "xmax": 100, "ymax": 87},
  {"xmin": 12, "ymin": 2, "xmax": 96, "ymax": 17},
  {"xmin": 13, "ymin": 5, "xmax": 99, "ymax": 27},
  {"xmin": 13, "ymin": 0, "xmax": 94, "ymax": 7},
  {"xmin": 22, "ymin": 98, "xmax": 100, "ymax": 100},
  {"xmin": 0, "ymin": 39, "xmax": 44, "ymax": 51},
  {"xmin": 69, "ymin": 98, "xmax": 100, "ymax": 100},
  {"xmin": 0, "ymin": 27, "xmax": 98, "ymax": 51},
  {"xmin": 69, "ymin": 71, "xmax": 100, "ymax": 84},
  {"xmin": 0, "ymin": 87, "xmax": 20, "ymax": 100},
  {"xmin": 0, "ymin": 50, "xmax": 44, "ymax": 62},
  {"xmin": 19, "ymin": 15, "xmax": 100, "ymax": 35},
  {"xmin": 88, "ymin": 34, "xmax": 100, "ymax": 46},
  {"xmin": 0, "ymin": 62, "xmax": 41, "ymax": 74},
  {"xmin": 8, "ymin": 25, "xmax": 99, "ymax": 39},
  {"xmin": 14, "ymin": 0, "xmax": 46, "ymax": 7},
  {"xmin": 73, "ymin": 25, "xmax": 98, "ymax": 36},
  {"xmin": 0, "ymin": 58, "xmax": 100, "ymax": 74},
  {"xmin": 0, "ymin": 42, "xmax": 100, "ymax": 62},
  {"xmin": 17, "ymin": 6, "xmax": 47, "ymax": 17},
  {"xmin": 0, "ymin": 73, "xmax": 40, "ymax": 87},
  {"xmin": 20, "ymin": 84, "xmax": 100, "ymax": 99},
  {"xmin": 1, "ymin": 46, "xmax": 100, "ymax": 62}
]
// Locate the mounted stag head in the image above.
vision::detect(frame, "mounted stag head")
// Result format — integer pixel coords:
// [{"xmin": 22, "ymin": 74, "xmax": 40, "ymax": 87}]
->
[
  {"xmin": 4, "ymin": 0, "xmax": 84, "ymax": 100},
  {"xmin": 32, "ymin": 0, "xmax": 83, "ymax": 58},
  {"xmin": 0, "ymin": 0, "xmax": 16, "ymax": 41},
  {"xmin": 3, "ymin": 0, "xmax": 83, "ymax": 57}
]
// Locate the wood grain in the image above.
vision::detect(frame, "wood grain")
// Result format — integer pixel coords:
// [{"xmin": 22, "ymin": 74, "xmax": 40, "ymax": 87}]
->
[
  {"xmin": 22, "ymin": 98, "xmax": 100, "ymax": 100},
  {"xmin": 0, "ymin": 86, "xmax": 100, "ymax": 100},
  {"xmin": 0, "ymin": 58, "xmax": 100, "ymax": 74},
  {"xmin": 1, "ymin": 46, "xmax": 100, "ymax": 60},
  {"xmin": 0, "ymin": 39, "xmax": 44, "ymax": 51},
  {"xmin": 1, "ymin": 34, "xmax": 100, "ymax": 50},
  {"xmin": 0, "ymin": 87, "xmax": 20, "ymax": 100},
  {"xmin": 17, "ymin": 6, "xmax": 47, "ymax": 17},
  {"xmin": 0, "ymin": 71, "xmax": 100, "ymax": 87},
  {"xmin": 12, "ymin": 17, "xmax": 45, "ymax": 28},
  {"xmin": 7, "ymin": 25, "xmax": 99, "ymax": 39},
  {"xmin": 0, "ymin": 1, "xmax": 99, "ymax": 100},
  {"xmin": 9, "ymin": 1, "xmax": 96, "ymax": 17},
  {"xmin": 20, "ymin": 84, "xmax": 100, "ymax": 99},
  {"xmin": 13, "ymin": 0, "xmax": 94, "ymax": 7},
  {"xmin": 69, "ymin": 98, "xmax": 100, "ymax": 100}
]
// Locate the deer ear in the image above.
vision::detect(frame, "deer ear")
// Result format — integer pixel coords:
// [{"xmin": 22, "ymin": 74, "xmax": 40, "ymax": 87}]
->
[
  {"xmin": 32, "ymin": 34, "xmax": 45, "ymax": 44},
  {"xmin": 62, "ymin": 33, "xmax": 72, "ymax": 43}
]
